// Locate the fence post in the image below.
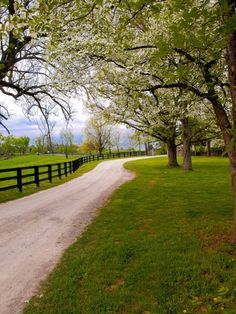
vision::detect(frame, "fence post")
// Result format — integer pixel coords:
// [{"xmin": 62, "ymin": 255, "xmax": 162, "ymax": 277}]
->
[
  {"xmin": 48, "ymin": 165, "xmax": 52, "ymax": 182},
  {"xmin": 69, "ymin": 161, "xmax": 72, "ymax": 174},
  {"xmin": 64, "ymin": 162, "xmax": 67, "ymax": 177},
  {"xmin": 58, "ymin": 163, "xmax": 61, "ymax": 179},
  {"xmin": 17, "ymin": 168, "xmax": 22, "ymax": 192},
  {"xmin": 34, "ymin": 166, "xmax": 39, "ymax": 187},
  {"xmin": 75, "ymin": 159, "xmax": 78, "ymax": 170}
]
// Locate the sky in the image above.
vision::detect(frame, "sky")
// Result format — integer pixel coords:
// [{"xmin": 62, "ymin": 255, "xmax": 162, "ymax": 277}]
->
[
  {"xmin": 2, "ymin": 97, "xmax": 88, "ymax": 144},
  {"xmin": 1, "ymin": 94, "xmax": 134, "ymax": 148}
]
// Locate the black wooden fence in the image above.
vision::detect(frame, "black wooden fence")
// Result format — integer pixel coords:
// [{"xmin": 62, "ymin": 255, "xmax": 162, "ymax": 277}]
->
[{"xmin": 0, "ymin": 151, "xmax": 146, "ymax": 192}]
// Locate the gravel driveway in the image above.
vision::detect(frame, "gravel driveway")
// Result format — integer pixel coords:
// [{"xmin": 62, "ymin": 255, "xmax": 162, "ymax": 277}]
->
[{"xmin": 0, "ymin": 157, "xmax": 151, "ymax": 314}]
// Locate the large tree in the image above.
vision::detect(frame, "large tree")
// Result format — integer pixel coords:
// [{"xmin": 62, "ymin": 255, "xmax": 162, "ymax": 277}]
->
[
  {"xmin": 89, "ymin": 88, "xmax": 181, "ymax": 167},
  {"xmin": 39, "ymin": 0, "xmax": 236, "ymax": 233},
  {"xmin": 0, "ymin": 0, "xmax": 74, "ymax": 132},
  {"xmin": 46, "ymin": 1, "xmax": 224, "ymax": 169},
  {"xmin": 84, "ymin": 0, "xmax": 236, "ymax": 231}
]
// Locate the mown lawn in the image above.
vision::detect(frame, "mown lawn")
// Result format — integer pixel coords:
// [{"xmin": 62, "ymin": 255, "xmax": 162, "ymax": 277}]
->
[
  {"xmin": 0, "ymin": 155, "xmax": 100, "ymax": 203},
  {"xmin": 23, "ymin": 156, "xmax": 236, "ymax": 314},
  {"xmin": 0, "ymin": 154, "xmax": 75, "ymax": 169}
]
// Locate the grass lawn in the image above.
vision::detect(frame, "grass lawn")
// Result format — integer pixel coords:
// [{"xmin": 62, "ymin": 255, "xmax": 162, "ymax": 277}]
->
[
  {"xmin": 0, "ymin": 154, "xmax": 75, "ymax": 169},
  {"xmin": 0, "ymin": 155, "xmax": 100, "ymax": 203},
  {"xmin": 23, "ymin": 156, "xmax": 236, "ymax": 314}
]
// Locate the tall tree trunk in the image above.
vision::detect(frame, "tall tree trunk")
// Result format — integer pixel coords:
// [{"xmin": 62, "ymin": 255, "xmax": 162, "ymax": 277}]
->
[
  {"xmin": 207, "ymin": 140, "xmax": 211, "ymax": 157},
  {"xmin": 207, "ymin": 3, "xmax": 236, "ymax": 237},
  {"xmin": 226, "ymin": 7, "xmax": 236, "ymax": 237},
  {"xmin": 65, "ymin": 146, "xmax": 68, "ymax": 159},
  {"xmin": 47, "ymin": 132, "xmax": 53, "ymax": 153},
  {"xmin": 181, "ymin": 117, "xmax": 193, "ymax": 171},
  {"xmin": 210, "ymin": 93, "xmax": 236, "ymax": 235},
  {"xmin": 166, "ymin": 138, "xmax": 178, "ymax": 167},
  {"xmin": 144, "ymin": 142, "xmax": 149, "ymax": 155}
]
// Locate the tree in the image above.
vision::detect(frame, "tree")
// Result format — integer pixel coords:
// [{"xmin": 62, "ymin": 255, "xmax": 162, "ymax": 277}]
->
[
  {"xmin": 76, "ymin": 0, "xmax": 236, "ymax": 222},
  {"xmin": 0, "ymin": 103, "xmax": 10, "ymax": 134},
  {"xmin": 224, "ymin": 0, "xmax": 236, "ymax": 234},
  {"xmin": 83, "ymin": 116, "xmax": 112, "ymax": 156},
  {"xmin": 188, "ymin": 112, "xmax": 222, "ymax": 157},
  {"xmin": 0, "ymin": 0, "xmax": 73, "ymax": 132},
  {"xmin": 48, "ymin": 1, "xmax": 205, "ymax": 168},
  {"xmin": 36, "ymin": 0, "xmax": 236, "ymax": 233},
  {"xmin": 34, "ymin": 136, "xmax": 45, "ymax": 154},
  {"xmin": 0, "ymin": 134, "xmax": 15, "ymax": 156},
  {"xmin": 88, "ymin": 86, "xmax": 182, "ymax": 167},
  {"xmin": 80, "ymin": 139, "xmax": 96, "ymax": 155},
  {"xmin": 61, "ymin": 128, "xmax": 75, "ymax": 158},
  {"xmin": 32, "ymin": 103, "xmax": 58, "ymax": 153},
  {"xmin": 111, "ymin": 129, "xmax": 121, "ymax": 152},
  {"xmin": 14, "ymin": 136, "xmax": 30, "ymax": 154},
  {"xmin": 0, "ymin": 134, "xmax": 29, "ymax": 156}
]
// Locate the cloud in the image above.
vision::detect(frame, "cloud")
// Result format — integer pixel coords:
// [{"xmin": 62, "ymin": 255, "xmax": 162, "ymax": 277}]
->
[
  {"xmin": 1, "ymin": 94, "xmax": 89, "ymax": 143},
  {"xmin": 0, "ymin": 93, "xmax": 136, "ymax": 148}
]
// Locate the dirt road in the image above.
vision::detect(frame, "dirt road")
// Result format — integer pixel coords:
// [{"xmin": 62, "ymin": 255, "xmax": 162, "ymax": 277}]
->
[{"xmin": 0, "ymin": 157, "xmax": 151, "ymax": 314}]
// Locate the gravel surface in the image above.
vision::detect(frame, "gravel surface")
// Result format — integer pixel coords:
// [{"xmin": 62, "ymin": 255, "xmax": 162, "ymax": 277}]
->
[{"xmin": 0, "ymin": 157, "xmax": 151, "ymax": 314}]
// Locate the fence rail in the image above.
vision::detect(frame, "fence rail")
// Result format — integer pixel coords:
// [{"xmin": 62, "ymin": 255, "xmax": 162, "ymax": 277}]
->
[{"xmin": 0, "ymin": 151, "xmax": 146, "ymax": 192}]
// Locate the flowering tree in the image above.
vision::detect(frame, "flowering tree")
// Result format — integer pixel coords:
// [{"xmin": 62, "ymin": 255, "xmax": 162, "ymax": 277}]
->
[
  {"xmin": 47, "ymin": 1, "xmax": 224, "ymax": 169},
  {"xmin": 32, "ymin": 1, "xmax": 236, "ymax": 233},
  {"xmin": 0, "ymin": 0, "xmax": 75, "ymax": 132}
]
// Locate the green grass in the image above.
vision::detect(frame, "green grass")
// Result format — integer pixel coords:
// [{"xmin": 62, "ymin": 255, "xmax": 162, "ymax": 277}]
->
[
  {"xmin": 0, "ymin": 154, "xmax": 75, "ymax": 169},
  {"xmin": 0, "ymin": 155, "xmax": 100, "ymax": 203},
  {"xmin": 24, "ymin": 156, "xmax": 236, "ymax": 314}
]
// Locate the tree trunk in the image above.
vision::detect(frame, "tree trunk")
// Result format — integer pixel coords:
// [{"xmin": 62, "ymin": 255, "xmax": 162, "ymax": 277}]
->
[
  {"xmin": 181, "ymin": 117, "xmax": 193, "ymax": 171},
  {"xmin": 144, "ymin": 142, "xmax": 149, "ymax": 155},
  {"xmin": 209, "ymin": 3, "xmax": 236, "ymax": 238},
  {"xmin": 47, "ymin": 132, "xmax": 53, "ymax": 153},
  {"xmin": 65, "ymin": 146, "xmax": 68, "ymax": 159},
  {"xmin": 207, "ymin": 140, "xmax": 211, "ymax": 157},
  {"xmin": 166, "ymin": 138, "xmax": 178, "ymax": 167},
  {"xmin": 226, "ymin": 9, "xmax": 236, "ymax": 237},
  {"xmin": 230, "ymin": 154, "xmax": 236, "ymax": 239}
]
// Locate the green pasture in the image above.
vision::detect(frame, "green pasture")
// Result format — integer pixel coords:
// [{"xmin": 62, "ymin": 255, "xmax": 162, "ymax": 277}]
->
[
  {"xmin": 24, "ymin": 156, "xmax": 236, "ymax": 314},
  {"xmin": 0, "ymin": 154, "xmax": 100, "ymax": 203},
  {"xmin": 0, "ymin": 154, "xmax": 75, "ymax": 169}
]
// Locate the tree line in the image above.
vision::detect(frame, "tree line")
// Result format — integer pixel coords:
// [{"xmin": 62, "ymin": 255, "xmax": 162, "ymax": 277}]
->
[{"xmin": 0, "ymin": 117, "xmax": 156, "ymax": 158}]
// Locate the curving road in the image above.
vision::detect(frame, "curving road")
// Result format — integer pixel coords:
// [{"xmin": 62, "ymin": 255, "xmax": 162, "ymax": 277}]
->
[{"xmin": 0, "ymin": 156, "xmax": 152, "ymax": 314}]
